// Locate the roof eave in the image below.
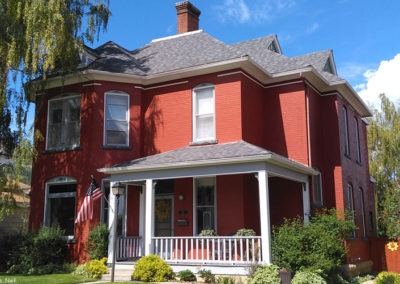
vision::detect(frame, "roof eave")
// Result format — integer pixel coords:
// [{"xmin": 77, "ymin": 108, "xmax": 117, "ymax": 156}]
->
[{"xmin": 270, "ymin": 67, "xmax": 372, "ymax": 117}]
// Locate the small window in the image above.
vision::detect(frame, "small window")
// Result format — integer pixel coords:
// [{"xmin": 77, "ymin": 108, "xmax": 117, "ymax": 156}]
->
[
  {"xmin": 343, "ymin": 106, "xmax": 350, "ymax": 157},
  {"xmin": 194, "ymin": 177, "xmax": 216, "ymax": 235},
  {"xmin": 193, "ymin": 84, "xmax": 215, "ymax": 142},
  {"xmin": 354, "ymin": 117, "xmax": 362, "ymax": 163},
  {"xmin": 46, "ymin": 95, "xmax": 81, "ymax": 150},
  {"xmin": 44, "ymin": 177, "xmax": 77, "ymax": 239},
  {"xmin": 312, "ymin": 169, "xmax": 323, "ymax": 206},
  {"xmin": 104, "ymin": 92, "xmax": 129, "ymax": 146}
]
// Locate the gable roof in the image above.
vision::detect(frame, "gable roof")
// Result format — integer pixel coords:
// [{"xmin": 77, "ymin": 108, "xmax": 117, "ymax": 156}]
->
[{"xmin": 40, "ymin": 29, "xmax": 371, "ymax": 117}]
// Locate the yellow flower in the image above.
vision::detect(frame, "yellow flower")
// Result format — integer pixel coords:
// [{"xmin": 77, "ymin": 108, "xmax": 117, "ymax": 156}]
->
[{"xmin": 387, "ymin": 241, "xmax": 399, "ymax": 251}]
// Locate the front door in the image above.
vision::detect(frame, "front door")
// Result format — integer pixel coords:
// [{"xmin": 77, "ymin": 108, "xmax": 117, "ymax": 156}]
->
[{"xmin": 154, "ymin": 195, "xmax": 173, "ymax": 236}]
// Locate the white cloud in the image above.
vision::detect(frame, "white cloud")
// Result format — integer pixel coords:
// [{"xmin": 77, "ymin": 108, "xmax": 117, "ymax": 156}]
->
[
  {"xmin": 214, "ymin": 0, "xmax": 295, "ymax": 24},
  {"xmin": 357, "ymin": 54, "xmax": 400, "ymax": 110},
  {"xmin": 305, "ymin": 22, "xmax": 319, "ymax": 34}
]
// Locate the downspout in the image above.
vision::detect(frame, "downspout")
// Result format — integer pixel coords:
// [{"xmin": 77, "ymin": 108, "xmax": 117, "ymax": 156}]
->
[{"xmin": 305, "ymin": 83, "xmax": 312, "ymax": 167}]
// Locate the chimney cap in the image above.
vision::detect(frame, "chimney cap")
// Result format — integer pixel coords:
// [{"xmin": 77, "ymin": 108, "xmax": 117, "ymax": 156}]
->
[{"xmin": 175, "ymin": 1, "xmax": 201, "ymax": 16}]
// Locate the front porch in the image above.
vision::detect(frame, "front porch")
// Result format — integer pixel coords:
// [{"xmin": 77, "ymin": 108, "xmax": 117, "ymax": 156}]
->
[{"xmin": 99, "ymin": 141, "xmax": 318, "ymax": 273}]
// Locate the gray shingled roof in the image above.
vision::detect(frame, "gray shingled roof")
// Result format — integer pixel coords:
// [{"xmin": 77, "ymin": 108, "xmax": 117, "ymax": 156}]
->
[
  {"xmin": 108, "ymin": 140, "xmax": 272, "ymax": 170},
  {"xmin": 84, "ymin": 30, "xmax": 341, "ymax": 83}
]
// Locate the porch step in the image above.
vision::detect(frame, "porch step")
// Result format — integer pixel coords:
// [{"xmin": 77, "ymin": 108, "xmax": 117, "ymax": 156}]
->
[{"xmin": 101, "ymin": 265, "xmax": 133, "ymax": 282}]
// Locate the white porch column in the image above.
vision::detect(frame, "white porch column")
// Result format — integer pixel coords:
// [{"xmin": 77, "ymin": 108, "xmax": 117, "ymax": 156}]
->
[
  {"xmin": 257, "ymin": 170, "xmax": 272, "ymax": 264},
  {"xmin": 107, "ymin": 181, "xmax": 117, "ymax": 263},
  {"xmin": 302, "ymin": 182, "xmax": 311, "ymax": 224},
  {"xmin": 144, "ymin": 179, "xmax": 155, "ymax": 255},
  {"xmin": 138, "ymin": 185, "xmax": 145, "ymax": 255}
]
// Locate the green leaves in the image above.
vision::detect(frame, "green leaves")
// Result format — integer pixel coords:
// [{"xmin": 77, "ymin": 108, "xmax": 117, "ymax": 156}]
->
[{"xmin": 367, "ymin": 94, "xmax": 400, "ymax": 239}]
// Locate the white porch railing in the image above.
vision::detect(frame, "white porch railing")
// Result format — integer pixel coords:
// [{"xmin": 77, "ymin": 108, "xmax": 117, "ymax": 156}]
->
[
  {"xmin": 116, "ymin": 236, "xmax": 142, "ymax": 260},
  {"xmin": 152, "ymin": 236, "xmax": 262, "ymax": 264}
]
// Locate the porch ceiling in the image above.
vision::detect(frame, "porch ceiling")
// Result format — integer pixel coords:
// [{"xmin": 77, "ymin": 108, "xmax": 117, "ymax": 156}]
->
[{"xmin": 97, "ymin": 140, "xmax": 318, "ymax": 183}]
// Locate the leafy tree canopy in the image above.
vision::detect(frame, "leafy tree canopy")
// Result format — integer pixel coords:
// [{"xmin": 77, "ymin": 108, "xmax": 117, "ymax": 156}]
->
[{"xmin": 368, "ymin": 93, "xmax": 400, "ymax": 239}]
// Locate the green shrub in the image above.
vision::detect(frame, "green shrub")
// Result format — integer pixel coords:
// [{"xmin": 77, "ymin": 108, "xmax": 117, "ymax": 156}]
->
[
  {"xmin": 272, "ymin": 209, "xmax": 354, "ymax": 280},
  {"xmin": 292, "ymin": 270, "xmax": 327, "ymax": 284},
  {"xmin": 199, "ymin": 269, "xmax": 216, "ymax": 283},
  {"xmin": 72, "ymin": 258, "xmax": 107, "ymax": 279},
  {"xmin": 247, "ymin": 265, "xmax": 280, "ymax": 284},
  {"xmin": 177, "ymin": 269, "xmax": 197, "ymax": 282},
  {"xmin": 216, "ymin": 276, "xmax": 237, "ymax": 284},
  {"xmin": 132, "ymin": 255, "xmax": 173, "ymax": 282},
  {"xmin": 1, "ymin": 226, "xmax": 67, "ymax": 274},
  {"xmin": 375, "ymin": 271, "xmax": 400, "ymax": 284},
  {"xmin": 236, "ymin": 228, "xmax": 256, "ymax": 236},
  {"xmin": 87, "ymin": 223, "xmax": 109, "ymax": 260}
]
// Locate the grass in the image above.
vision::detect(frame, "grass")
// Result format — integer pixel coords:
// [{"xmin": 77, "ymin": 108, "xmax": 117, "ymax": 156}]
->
[{"xmin": 0, "ymin": 273, "xmax": 94, "ymax": 284}]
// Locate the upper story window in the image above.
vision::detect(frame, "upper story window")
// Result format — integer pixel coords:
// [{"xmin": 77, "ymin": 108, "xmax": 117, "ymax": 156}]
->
[
  {"xmin": 44, "ymin": 176, "xmax": 77, "ymax": 239},
  {"xmin": 354, "ymin": 117, "xmax": 362, "ymax": 163},
  {"xmin": 104, "ymin": 92, "xmax": 129, "ymax": 147},
  {"xmin": 193, "ymin": 84, "xmax": 215, "ymax": 143},
  {"xmin": 46, "ymin": 95, "xmax": 81, "ymax": 151},
  {"xmin": 343, "ymin": 105, "xmax": 350, "ymax": 157}
]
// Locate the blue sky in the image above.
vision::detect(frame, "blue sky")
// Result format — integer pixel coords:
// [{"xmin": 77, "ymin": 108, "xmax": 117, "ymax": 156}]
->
[{"xmin": 88, "ymin": 0, "xmax": 400, "ymax": 110}]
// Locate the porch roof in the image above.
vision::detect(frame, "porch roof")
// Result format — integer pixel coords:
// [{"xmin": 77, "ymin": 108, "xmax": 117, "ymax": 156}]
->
[{"xmin": 97, "ymin": 141, "xmax": 318, "ymax": 181}]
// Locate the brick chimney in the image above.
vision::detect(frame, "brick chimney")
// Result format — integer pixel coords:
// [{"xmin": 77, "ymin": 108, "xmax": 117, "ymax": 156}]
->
[{"xmin": 175, "ymin": 1, "xmax": 201, "ymax": 34}]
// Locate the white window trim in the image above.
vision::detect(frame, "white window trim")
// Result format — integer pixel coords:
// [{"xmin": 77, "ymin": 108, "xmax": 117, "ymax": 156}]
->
[
  {"xmin": 103, "ymin": 91, "xmax": 130, "ymax": 147},
  {"xmin": 192, "ymin": 84, "xmax": 216, "ymax": 143},
  {"xmin": 193, "ymin": 176, "xmax": 217, "ymax": 235},
  {"xmin": 46, "ymin": 94, "xmax": 81, "ymax": 151},
  {"xmin": 44, "ymin": 176, "xmax": 77, "ymax": 240}
]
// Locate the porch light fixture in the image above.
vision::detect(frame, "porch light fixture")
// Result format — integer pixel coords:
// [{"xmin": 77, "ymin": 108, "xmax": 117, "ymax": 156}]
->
[
  {"xmin": 178, "ymin": 194, "xmax": 185, "ymax": 201},
  {"xmin": 110, "ymin": 182, "xmax": 125, "ymax": 282}
]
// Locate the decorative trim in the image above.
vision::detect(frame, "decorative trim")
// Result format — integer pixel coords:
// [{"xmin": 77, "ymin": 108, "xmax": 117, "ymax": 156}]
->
[{"xmin": 134, "ymin": 80, "xmax": 189, "ymax": 90}]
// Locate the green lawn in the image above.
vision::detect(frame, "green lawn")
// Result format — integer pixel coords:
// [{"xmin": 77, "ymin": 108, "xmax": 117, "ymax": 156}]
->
[{"xmin": 0, "ymin": 273, "xmax": 95, "ymax": 284}]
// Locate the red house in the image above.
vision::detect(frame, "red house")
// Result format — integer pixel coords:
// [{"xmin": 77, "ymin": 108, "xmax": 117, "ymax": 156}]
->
[{"xmin": 29, "ymin": 1, "xmax": 376, "ymax": 275}]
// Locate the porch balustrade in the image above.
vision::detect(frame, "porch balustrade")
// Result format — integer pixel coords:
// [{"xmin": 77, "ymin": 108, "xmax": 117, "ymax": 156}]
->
[
  {"xmin": 152, "ymin": 236, "xmax": 262, "ymax": 264},
  {"xmin": 116, "ymin": 236, "xmax": 142, "ymax": 260}
]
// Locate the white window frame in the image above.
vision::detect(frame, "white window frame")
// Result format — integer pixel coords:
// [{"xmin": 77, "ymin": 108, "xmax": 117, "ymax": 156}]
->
[
  {"xmin": 193, "ymin": 177, "xmax": 217, "ymax": 235},
  {"xmin": 46, "ymin": 94, "xmax": 81, "ymax": 151},
  {"xmin": 192, "ymin": 84, "xmax": 216, "ymax": 143},
  {"xmin": 44, "ymin": 176, "xmax": 77, "ymax": 240},
  {"xmin": 104, "ymin": 91, "xmax": 130, "ymax": 147}
]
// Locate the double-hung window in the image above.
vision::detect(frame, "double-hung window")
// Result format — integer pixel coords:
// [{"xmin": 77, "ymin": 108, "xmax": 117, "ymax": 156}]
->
[
  {"xmin": 194, "ymin": 177, "xmax": 216, "ymax": 235},
  {"xmin": 104, "ymin": 92, "xmax": 129, "ymax": 146},
  {"xmin": 44, "ymin": 177, "xmax": 77, "ymax": 239},
  {"xmin": 193, "ymin": 84, "xmax": 215, "ymax": 142},
  {"xmin": 346, "ymin": 184, "xmax": 356, "ymax": 238},
  {"xmin": 312, "ymin": 168, "xmax": 323, "ymax": 206},
  {"xmin": 47, "ymin": 95, "xmax": 81, "ymax": 151}
]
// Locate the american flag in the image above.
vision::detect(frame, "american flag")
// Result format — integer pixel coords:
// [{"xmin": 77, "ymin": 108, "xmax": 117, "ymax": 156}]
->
[{"xmin": 75, "ymin": 178, "xmax": 103, "ymax": 224}]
